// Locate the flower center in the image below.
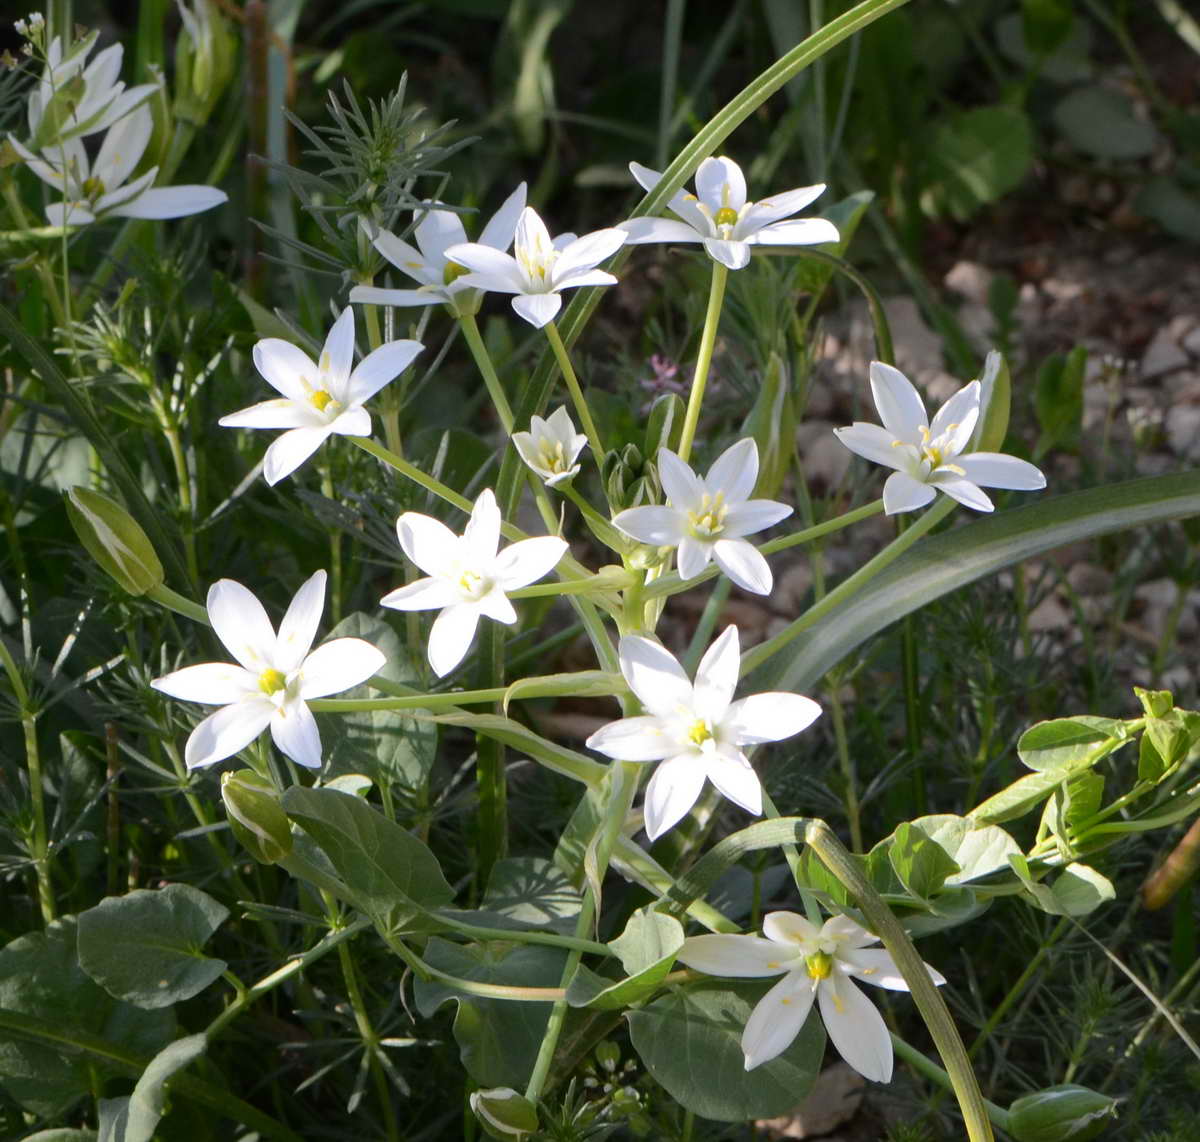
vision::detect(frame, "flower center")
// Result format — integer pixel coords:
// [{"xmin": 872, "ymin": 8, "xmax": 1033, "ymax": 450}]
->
[
  {"xmin": 443, "ymin": 260, "xmax": 469, "ymax": 286},
  {"xmin": 81, "ymin": 174, "xmax": 106, "ymax": 201},
  {"xmin": 458, "ymin": 569, "xmax": 490, "ymax": 600},
  {"xmin": 805, "ymin": 952, "xmax": 833, "ymax": 980},
  {"xmin": 687, "ymin": 492, "xmax": 728, "ymax": 538},
  {"xmin": 258, "ymin": 668, "xmax": 287, "ymax": 695},
  {"xmin": 714, "ymin": 206, "xmax": 739, "ymax": 228},
  {"xmin": 515, "ymin": 233, "xmax": 556, "ymax": 287},
  {"xmin": 538, "ymin": 438, "xmax": 568, "ymax": 474},
  {"xmin": 687, "ymin": 718, "xmax": 714, "ymax": 746},
  {"xmin": 310, "ymin": 390, "xmax": 336, "ymax": 412}
]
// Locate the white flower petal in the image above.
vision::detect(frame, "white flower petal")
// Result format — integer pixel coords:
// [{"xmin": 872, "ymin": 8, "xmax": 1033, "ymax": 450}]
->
[
  {"xmin": 955, "ymin": 452, "xmax": 1047, "ymax": 491},
  {"xmin": 742, "ymin": 973, "xmax": 817, "ymax": 1071},
  {"xmin": 552, "ymin": 227, "xmax": 626, "ymax": 281},
  {"xmin": 818, "ymin": 974, "xmax": 894, "ymax": 1083},
  {"xmin": 373, "ymin": 230, "xmax": 439, "ymax": 285},
  {"xmin": 396, "ymin": 512, "xmax": 460, "ymax": 577},
  {"xmin": 677, "ymin": 535, "xmax": 714, "ymax": 580},
  {"xmin": 428, "ymin": 603, "xmax": 481, "ymax": 676},
  {"xmin": 703, "ymin": 238, "xmax": 752, "ymax": 270},
  {"xmin": 586, "ymin": 715, "xmax": 678, "ymax": 762},
  {"xmin": 705, "ymin": 438, "xmax": 759, "ymax": 503},
  {"xmin": 475, "ymin": 587, "xmax": 517, "ymax": 625},
  {"xmin": 676, "ymin": 934, "xmax": 788, "ymax": 978},
  {"xmin": 752, "ymin": 218, "xmax": 841, "ymax": 246},
  {"xmin": 299, "ymin": 637, "xmax": 387, "ymax": 699},
  {"xmin": 628, "ymin": 161, "xmax": 663, "ymax": 193},
  {"xmin": 833, "ymin": 422, "xmax": 907, "ymax": 470},
  {"xmin": 515, "ymin": 206, "xmax": 554, "ymax": 256},
  {"xmin": 253, "ymin": 339, "xmax": 318, "ymax": 403},
  {"xmin": 464, "ymin": 488, "xmax": 502, "ymax": 562},
  {"xmin": 928, "ymin": 380, "xmax": 981, "ymax": 449},
  {"xmin": 693, "ymin": 625, "xmax": 740, "ymax": 718},
  {"xmin": 696, "ymin": 155, "xmax": 747, "ymax": 212},
  {"xmin": 380, "ymin": 576, "xmax": 462, "ymax": 612},
  {"xmin": 642, "ymin": 754, "xmax": 707, "ymax": 841},
  {"xmin": 348, "ymin": 285, "xmax": 445, "ymax": 308},
  {"xmin": 493, "ymin": 535, "xmax": 568, "ymax": 590},
  {"xmin": 712, "ymin": 538, "xmax": 773, "ymax": 595},
  {"xmin": 45, "ymin": 201, "xmax": 96, "ymax": 227},
  {"xmin": 414, "ymin": 207, "xmax": 467, "ymax": 265},
  {"xmin": 93, "ymin": 104, "xmax": 151, "ymax": 191},
  {"xmin": 618, "ymin": 216, "xmax": 703, "ymax": 245},
  {"xmin": 612, "ymin": 505, "xmax": 686, "ymax": 547},
  {"xmin": 151, "ymin": 662, "xmax": 257, "ymax": 705},
  {"xmin": 737, "ymin": 184, "xmax": 826, "ymax": 234},
  {"xmin": 219, "ymin": 399, "xmax": 318, "ymax": 430},
  {"xmin": 842, "ymin": 948, "xmax": 939, "ymax": 992},
  {"xmin": 883, "ymin": 470, "xmax": 936, "ymax": 515},
  {"xmin": 446, "ymin": 245, "xmax": 525, "ymax": 291},
  {"xmin": 275, "ymin": 569, "xmax": 325, "ymax": 673},
  {"xmin": 618, "ymin": 635, "xmax": 692, "ymax": 718},
  {"xmin": 263, "ymin": 425, "xmax": 332, "ymax": 485},
  {"xmin": 329, "ymin": 406, "xmax": 371, "ymax": 437},
  {"xmin": 821, "ymin": 915, "xmax": 879, "ymax": 948},
  {"xmin": 550, "ymin": 268, "xmax": 618, "ymax": 291},
  {"xmin": 512, "ymin": 292, "xmax": 563, "ymax": 328},
  {"xmin": 478, "ymin": 181, "xmax": 527, "ymax": 250},
  {"xmin": 270, "ymin": 698, "xmax": 323, "ymax": 769},
  {"xmin": 208, "ymin": 579, "xmax": 277, "ymax": 672},
  {"xmin": 930, "ymin": 474, "xmax": 994, "ymax": 513},
  {"xmin": 762, "ymin": 911, "xmax": 821, "ymax": 945},
  {"xmin": 656, "ymin": 448, "xmax": 704, "ymax": 509},
  {"xmin": 347, "ymin": 338, "xmax": 423, "ymax": 405},
  {"xmin": 869, "ymin": 362, "xmax": 927, "ymax": 441},
  {"xmin": 705, "ymin": 748, "xmax": 763, "ymax": 815},
  {"xmin": 110, "ymin": 185, "xmax": 228, "ymax": 219},
  {"xmin": 724, "ymin": 692, "xmax": 822, "ymax": 744},
  {"xmin": 321, "ymin": 307, "xmax": 356, "ymax": 386},
  {"xmin": 185, "ymin": 699, "xmax": 274, "ymax": 769},
  {"xmin": 95, "ymin": 167, "xmax": 158, "ymax": 214},
  {"xmin": 721, "ymin": 499, "xmax": 792, "ymax": 539}
]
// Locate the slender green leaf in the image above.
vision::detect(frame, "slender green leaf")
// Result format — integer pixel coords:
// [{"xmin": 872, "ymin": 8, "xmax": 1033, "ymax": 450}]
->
[{"xmin": 1018, "ymin": 717, "xmax": 1125, "ymax": 772}]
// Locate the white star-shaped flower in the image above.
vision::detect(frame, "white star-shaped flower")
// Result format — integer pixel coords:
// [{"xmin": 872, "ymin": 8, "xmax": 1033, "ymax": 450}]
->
[
  {"xmin": 219, "ymin": 307, "xmax": 424, "ymax": 485},
  {"xmin": 677, "ymin": 911, "xmax": 945, "ymax": 1081},
  {"xmin": 25, "ymin": 33, "xmax": 156, "ymax": 147},
  {"xmin": 586, "ymin": 626, "xmax": 820, "ymax": 840},
  {"xmin": 612, "ymin": 438, "xmax": 790, "ymax": 595},
  {"xmin": 618, "ymin": 155, "xmax": 839, "ymax": 271},
  {"xmin": 348, "ymin": 183, "xmax": 527, "ymax": 316},
  {"xmin": 443, "ymin": 206, "xmax": 627, "ymax": 328},
  {"xmin": 151, "ymin": 570, "xmax": 386, "ymax": 770},
  {"xmin": 381, "ymin": 489, "xmax": 568, "ymax": 676},
  {"xmin": 10, "ymin": 104, "xmax": 227, "ymax": 227},
  {"xmin": 511, "ymin": 406, "xmax": 588, "ymax": 487},
  {"xmin": 833, "ymin": 361, "xmax": 1047, "ymax": 515}
]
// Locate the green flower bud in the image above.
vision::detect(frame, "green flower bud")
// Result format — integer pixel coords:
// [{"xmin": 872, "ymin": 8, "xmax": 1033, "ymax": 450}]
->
[
  {"xmin": 174, "ymin": 0, "xmax": 236, "ymax": 124},
  {"xmin": 65, "ymin": 486, "xmax": 164, "ymax": 596},
  {"xmin": 643, "ymin": 393, "xmax": 683, "ymax": 457},
  {"xmin": 594, "ymin": 1039, "xmax": 620, "ymax": 1074},
  {"xmin": 468, "ymin": 1087, "xmax": 539, "ymax": 1141},
  {"xmin": 221, "ymin": 770, "xmax": 293, "ymax": 864},
  {"xmin": 1009, "ymin": 1084, "xmax": 1118, "ymax": 1142},
  {"xmin": 1134, "ymin": 687, "xmax": 1174, "ymax": 720}
]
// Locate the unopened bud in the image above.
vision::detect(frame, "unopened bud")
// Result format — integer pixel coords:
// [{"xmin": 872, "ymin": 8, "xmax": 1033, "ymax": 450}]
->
[
  {"xmin": 1134, "ymin": 687, "xmax": 1173, "ymax": 720},
  {"xmin": 469, "ymin": 1087, "xmax": 539, "ymax": 1141},
  {"xmin": 221, "ymin": 770, "xmax": 293, "ymax": 864},
  {"xmin": 174, "ymin": 0, "xmax": 235, "ymax": 123},
  {"xmin": 1009, "ymin": 1084, "xmax": 1117, "ymax": 1142},
  {"xmin": 65, "ymin": 487, "xmax": 164, "ymax": 596}
]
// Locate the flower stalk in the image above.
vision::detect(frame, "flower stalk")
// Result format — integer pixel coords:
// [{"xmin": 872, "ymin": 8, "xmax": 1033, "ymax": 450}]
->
[
  {"xmin": 677, "ymin": 261, "xmax": 727, "ymax": 464},
  {"xmin": 543, "ymin": 321, "xmax": 605, "ymax": 465}
]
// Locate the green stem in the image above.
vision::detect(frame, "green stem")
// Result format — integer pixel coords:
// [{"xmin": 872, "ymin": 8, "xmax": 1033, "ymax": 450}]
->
[
  {"xmin": 890, "ymin": 1036, "xmax": 1011, "ymax": 1132},
  {"xmin": 0, "ymin": 637, "xmax": 54, "ymax": 922},
  {"xmin": 644, "ymin": 499, "xmax": 884, "ymax": 600},
  {"xmin": 827, "ymin": 679, "xmax": 863, "ymax": 852},
  {"xmin": 677, "ymin": 261, "xmax": 728, "ymax": 464},
  {"xmin": 147, "ymin": 583, "xmax": 211, "ymax": 625},
  {"xmin": 321, "ymin": 464, "xmax": 343, "ymax": 624},
  {"xmin": 524, "ymin": 761, "xmax": 638, "ymax": 1103},
  {"xmin": 740, "ymin": 497, "xmax": 954, "ymax": 675},
  {"xmin": 460, "ymin": 313, "xmax": 515, "ymax": 434},
  {"xmin": 544, "ymin": 321, "xmax": 604, "ymax": 463},
  {"xmin": 805, "ymin": 821, "xmax": 994, "ymax": 1142}
]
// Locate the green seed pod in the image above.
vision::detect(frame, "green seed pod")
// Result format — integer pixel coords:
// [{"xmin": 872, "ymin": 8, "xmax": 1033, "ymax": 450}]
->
[
  {"xmin": 65, "ymin": 486, "xmax": 164, "ymax": 596},
  {"xmin": 221, "ymin": 770, "xmax": 293, "ymax": 864},
  {"xmin": 1009, "ymin": 1084, "xmax": 1118, "ymax": 1142},
  {"xmin": 468, "ymin": 1087, "xmax": 539, "ymax": 1141}
]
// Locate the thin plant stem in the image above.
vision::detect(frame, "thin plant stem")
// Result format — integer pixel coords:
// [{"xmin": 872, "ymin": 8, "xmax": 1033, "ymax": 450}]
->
[
  {"xmin": 543, "ymin": 321, "xmax": 604, "ymax": 462},
  {"xmin": 677, "ymin": 261, "xmax": 728, "ymax": 464},
  {"xmin": 0, "ymin": 637, "xmax": 54, "ymax": 922},
  {"xmin": 827, "ymin": 677, "xmax": 863, "ymax": 852},
  {"xmin": 459, "ymin": 313, "xmax": 515, "ymax": 433},
  {"xmin": 321, "ymin": 463, "xmax": 343, "ymax": 624}
]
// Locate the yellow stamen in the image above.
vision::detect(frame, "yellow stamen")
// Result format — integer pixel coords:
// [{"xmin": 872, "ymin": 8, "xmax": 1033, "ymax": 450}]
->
[
  {"xmin": 805, "ymin": 952, "xmax": 833, "ymax": 981},
  {"xmin": 443, "ymin": 260, "xmax": 469, "ymax": 286},
  {"xmin": 310, "ymin": 390, "xmax": 334, "ymax": 412},
  {"xmin": 258, "ymin": 668, "xmax": 287, "ymax": 695},
  {"xmin": 687, "ymin": 719, "xmax": 713, "ymax": 746},
  {"xmin": 686, "ymin": 491, "xmax": 728, "ymax": 538},
  {"xmin": 714, "ymin": 206, "xmax": 738, "ymax": 227}
]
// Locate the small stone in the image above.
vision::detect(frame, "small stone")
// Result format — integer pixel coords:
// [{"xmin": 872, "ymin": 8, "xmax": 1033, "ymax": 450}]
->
[
  {"xmin": 1140, "ymin": 328, "xmax": 1189, "ymax": 380},
  {"xmin": 1166, "ymin": 405, "xmax": 1200, "ymax": 460},
  {"xmin": 1184, "ymin": 324, "xmax": 1200, "ymax": 358},
  {"xmin": 1067, "ymin": 563, "xmax": 1113, "ymax": 596},
  {"xmin": 756, "ymin": 1063, "xmax": 865, "ymax": 1139},
  {"xmin": 944, "ymin": 261, "xmax": 992, "ymax": 304},
  {"xmin": 774, "ymin": 561, "xmax": 815, "ymax": 613},
  {"xmin": 796, "ymin": 421, "xmax": 851, "ymax": 489},
  {"xmin": 1028, "ymin": 595, "xmax": 1071, "ymax": 633},
  {"xmin": 1042, "ymin": 277, "xmax": 1087, "ymax": 304}
]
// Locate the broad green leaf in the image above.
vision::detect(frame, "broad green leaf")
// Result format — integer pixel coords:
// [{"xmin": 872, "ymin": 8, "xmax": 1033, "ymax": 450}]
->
[
  {"xmin": 971, "ymin": 770, "xmax": 1083, "ymax": 826},
  {"xmin": 1145, "ymin": 710, "xmax": 1200, "ymax": 769},
  {"xmin": 762, "ymin": 473, "xmax": 1200, "ymax": 696},
  {"xmin": 77, "ymin": 885, "xmax": 228, "ymax": 1009},
  {"xmin": 921, "ymin": 106, "xmax": 1035, "ymax": 220},
  {"xmin": 1139, "ymin": 732, "xmax": 1167, "ymax": 783},
  {"xmin": 995, "ymin": 11, "xmax": 1093, "ymax": 82},
  {"xmin": 1021, "ymin": 0, "xmax": 1074, "ymax": 55},
  {"xmin": 1054, "ymin": 86, "xmax": 1157, "ymax": 160},
  {"xmin": 973, "ymin": 351, "xmax": 1011, "ymax": 453},
  {"xmin": 1018, "ymin": 717, "xmax": 1125, "ymax": 772},
  {"xmin": 413, "ymin": 939, "xmax": 568, "ymax": 1089},
  {"xmin": 96, "ymin": 1035, "xmax": 206, "ymax": 1142},
  {"xmin": 627, "ymin": 983, "xmax": 825, "ymax": 1121},
  {"xmin": 1008, "ymin": 1083, "xmax": 1118, "ymax": 1141},
  {"xmin": 1051, "ymin": 864, "xmax": 1115, "ymax": 917},
  {"xmin": 501, "ymin": 670, "xmax": 625, "ymax": 714},
  {"xmin": 0, "ymin": 918, "xmax": 174, "ymax": 1118},
  {"xmin": 481, "ymin": 857, "xmax": 582, "ymax": 933},
  {"xmin": 905, "ymin": 815, "xmax": 1021, "ymax": 885},
  {"xmin": 321, "ymin": 613, "xmax": 437, "ymax": 792},
  {"xmin": 21, "ymin": 1131, "xmax": 98, "ymax": 1141},
  {"xmin": 1034, "ymin": 346, "xmax": 1086, "ymax": 458},
  {"xmin": 282, "ymin": 786, "xmax": 453, "ymax": 936},
  {"xmin": 902, "ymin": 888, "xmax": 991, "ymax": 937},
  {"xmin": 566, "ymin": 910, "xmax": 684, "ymax": 1011},
  {"xmin": 1136, "ymin": 176, "xmax": 1200, "ymax": 244},
  {"xmin": 889, "ymin": 821, "xmax": 961, "ymax": 899}
]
